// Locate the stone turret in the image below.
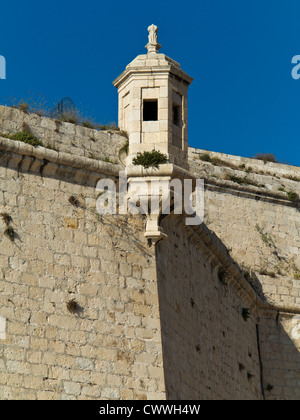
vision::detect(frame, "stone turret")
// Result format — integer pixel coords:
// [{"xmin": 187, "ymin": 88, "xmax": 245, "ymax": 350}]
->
[{"xmin": 113, "ymin": 25, "xmax": 193, "ymax": 170}]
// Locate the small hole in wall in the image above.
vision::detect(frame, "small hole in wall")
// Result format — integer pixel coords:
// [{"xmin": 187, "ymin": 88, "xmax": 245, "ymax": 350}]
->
[
  {"xmin": 218, "ymin": 269, "xmax": 228, "ymax": 285},
  {"xmin": 143, "ymin": 100, "xmax": 158, "ymax": 121},
  {"xmin": 190, "ymin": 298, "xmax": 195, "ymax": 308},
  {"xmin": 247, "ymin": 372, "xmax": 254, "ymax": 381},
  {"xmin": 242, "ymin": 308, "xmax": 251, "ymax": 321}
]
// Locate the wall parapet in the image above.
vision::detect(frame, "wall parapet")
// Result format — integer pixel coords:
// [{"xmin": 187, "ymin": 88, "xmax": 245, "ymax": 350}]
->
[
  {"xmin": 188, "ymin": 147, "xmax": 300, "ymax": 207},
  {"xmin": 0, "ymin": 105, "xmax": 127, "ymax": 164}
]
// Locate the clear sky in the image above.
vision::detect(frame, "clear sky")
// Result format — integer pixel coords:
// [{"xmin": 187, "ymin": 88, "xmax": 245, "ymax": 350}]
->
[{"xmin": 1, "ymin": 0, "xmax": 300, "ymax": 165}]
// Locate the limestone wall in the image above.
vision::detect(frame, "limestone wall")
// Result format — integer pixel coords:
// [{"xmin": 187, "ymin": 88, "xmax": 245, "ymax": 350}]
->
[
  {"xmin": 188, "ymin": 147, "xmax": 300, "ymax": 307},
  {"xmin": 157, "ymin": 216, "xmax": 263, "ymax": 400},
  {"xmin": 0, "ymin": 104, "xmax": 300, "ymax": 400},
  {"xmin": 259, "ymin": 311, "xmax": 300, "ymax": 400},
  {"xmin": 0, "ymin": 138, "xmax": 165, "ymax": 400},
  {"xmin": 188, "ymin": 148, "xmax": 300, "ymax": 399}
]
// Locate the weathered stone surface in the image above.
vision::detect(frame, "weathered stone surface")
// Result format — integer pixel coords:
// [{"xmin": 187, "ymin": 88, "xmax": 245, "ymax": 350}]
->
[
  {"xmin": 0, "ymin": 131, "xmax": 165, "ymax": 399},
  {"xmin": 0, "ymin": 36, "xmax": 300, "ymax": 400}
]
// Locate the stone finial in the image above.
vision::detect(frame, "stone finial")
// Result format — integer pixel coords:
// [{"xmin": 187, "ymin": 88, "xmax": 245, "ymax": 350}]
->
[{"xmin": 146, "ymin": 24, "xmax": 162, "ymax": 54}]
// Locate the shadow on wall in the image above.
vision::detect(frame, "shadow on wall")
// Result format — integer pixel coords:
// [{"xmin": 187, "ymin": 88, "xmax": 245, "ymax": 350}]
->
[
  {"xmin": 259, "ymin": 312, "xmax": 300, "ymax": 400},
  {"xmin": 156, "ymin": 215, "xmax": 300, "ymax": 400}
]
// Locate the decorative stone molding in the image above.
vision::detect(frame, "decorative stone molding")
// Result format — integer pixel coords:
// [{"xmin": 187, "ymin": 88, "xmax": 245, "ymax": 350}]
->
[{"xmin": 0, "ymin": 136, "xmax": 122, "ymax": 176}]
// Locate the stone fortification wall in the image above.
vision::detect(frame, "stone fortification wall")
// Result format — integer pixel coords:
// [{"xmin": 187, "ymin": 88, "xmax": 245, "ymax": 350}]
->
[
  {"xmin": 0, "ymin": 104, "xmax": 299, "ymax": 400},
  {"xmin": 0, "ymin": 105, "xmax": 127, "ymax": 164},
  {"xmin": 157, "ymin": 215, "xmax": 263, "ymax": 400},
  {"xmin": 0, "ymin": 124, "xmax": 165, "ymax": 400},
  {"xmin": 188, "ymin": 147, "xmax": 300, "ymax": 399}
]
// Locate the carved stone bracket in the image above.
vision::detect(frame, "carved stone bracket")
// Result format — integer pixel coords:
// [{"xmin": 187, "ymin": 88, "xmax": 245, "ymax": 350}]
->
[
  {"xmin": 144, "ymin": 213, "xmax": 168, "ymax": 245},
  {"xmin": 127, "ymin": 175, "xmax": 170, "ymax": 245}
]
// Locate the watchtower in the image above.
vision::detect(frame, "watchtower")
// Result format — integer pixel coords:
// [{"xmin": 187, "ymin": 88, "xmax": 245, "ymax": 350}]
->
[{"xmin": 113, "ymin": 25, "xmax": 193, "ymax": 169}]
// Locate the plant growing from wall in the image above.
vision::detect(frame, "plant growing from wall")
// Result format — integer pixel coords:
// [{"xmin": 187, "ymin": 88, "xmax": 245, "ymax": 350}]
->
[
  {"xmin": 247, "ymin": 372, "xmax": 254, "ymax": 381},
  {"xmin": 242, "ymin": 308, "xmax": 251, "ymax": 321},
  {"xmin": 190, "ymin": 298, "xmax": 195, "ymax": 308},
  {"xmin": 243, "ymin": 270, "xmax": 255, "ymax": 282},
  {"xmin": 118, "ymin": 130, "xmax": 129, "ymax": 139},
  {"xmin": 1, "ymin": 212, "xmax": 15, "ymax": 242},
  {"xmin": 225, "ymin": 174, "xmax": 264, "ymax": 188},
  {"xmin": 45, "ymin": 143, "xmax": 59, "ymax": 152},
  {"xmin": 82, "ymin": 120, "xmax": 96, "ymax": 129},
  {"xmin": 199, "ymin": 153, "xmax": 212, "ymax": 163},
  {"xmin": 101, "ymin": 156, "xmax": 114, "ymax": 164},
  {"xmin": 255, "ymin": 224, "xmax": 276, "ymax": 249},
  {"xmin": 4, "ymin": 226, "xmax": 15, "ymax": 242},
  {"xmin": 17, "ymin": 102, "xmax": 29, "ymax": 113},
  {"xmin": 259, "ymin": 269, "xmax": 276, "ymax": 278},
  {"xmin": 254, "ymin": 225, "xmax": 296, "ymax": 279},
  {"xmin": 0, "ymin": 130, "xmax": 43, "ymax": 147},
  {"xmin": 132, "ymin": 150, "xmax": 168, "ymax": 169},
  {"xmin": 253, "ymin": 153, "xmax": 278, "ymax": 163},
  {"xmin": 68, "ymin": 195, "xmax": 86, "ymax": 209},
  {"xmin": 0, "ymin": 212, "xmax": 12, "ymax": 226},
  {"xmin": 238, "ymin": 363, "xmax": 245, "ymax": 372}
]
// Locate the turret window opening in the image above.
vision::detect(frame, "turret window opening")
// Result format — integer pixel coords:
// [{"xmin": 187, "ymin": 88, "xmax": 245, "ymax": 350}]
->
[{"xmin": 143, "ymin": 100, "xmax": 158, "ymax": 121}]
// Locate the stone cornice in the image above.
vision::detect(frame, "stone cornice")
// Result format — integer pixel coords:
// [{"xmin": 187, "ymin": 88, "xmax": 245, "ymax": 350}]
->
[
  {"xmin": 0, "ymin": 136, "xmax": 122, "ymax": 177},
  {"xmin": 113, "ymin": 65, "xmax": 193, "ymax": 89},
  {"xmin": 204, "ymin": 178, "xmax": 298, "ymax": 206}
]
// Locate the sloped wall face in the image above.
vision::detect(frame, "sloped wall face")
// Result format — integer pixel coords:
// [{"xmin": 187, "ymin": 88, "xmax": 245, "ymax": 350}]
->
[
  {"xmin": 0, "ymin": 150, "xmax": 165, "ymax": 400},
  {"xmin": 189, "ymin": 149, "xmax": 300, "ymax": 400},
  {"xmin": 202, "ymin": 189, "xmax": 300, "ymax": 400},
  {"xmin": 156, "ymin": 216, "xmax": 263, "ymax": 400},
  {"xmin": 198, "ymin": 186, "xmax": 300, "ymax": 400},
  {"xmin": 259, "ymin": 312, "xmax": 300, "ymax": 400},
  {"xmin": 204, "ymin": 189, "xmax": 300, "ymax": 307}
]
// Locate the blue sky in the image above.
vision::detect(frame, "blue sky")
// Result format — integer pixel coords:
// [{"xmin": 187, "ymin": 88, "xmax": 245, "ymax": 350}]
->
[{"xmin": 1, "ymin": 0, "xmax": 300, "ymax": 165}]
